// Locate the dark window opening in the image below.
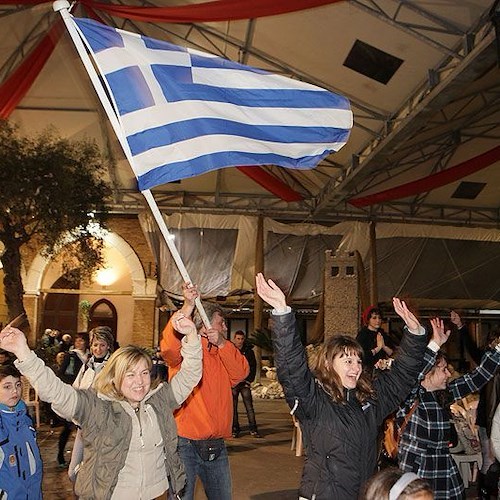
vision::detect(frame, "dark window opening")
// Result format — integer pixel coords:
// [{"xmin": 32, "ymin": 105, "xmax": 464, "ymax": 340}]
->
[{"xmin": 344, "ymin": 40, "xmax": 403, "ymax": 84}]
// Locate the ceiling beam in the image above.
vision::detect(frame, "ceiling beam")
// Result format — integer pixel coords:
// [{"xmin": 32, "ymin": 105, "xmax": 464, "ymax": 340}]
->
[{"xmin": 313, "ymin": 27, "xmax": 498, "ymax": 214}]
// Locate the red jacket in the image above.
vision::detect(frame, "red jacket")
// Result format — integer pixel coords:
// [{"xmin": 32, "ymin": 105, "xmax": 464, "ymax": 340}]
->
[{"xmin": 161, "ymin": 320, "xmax": 249, "ymax": 439}]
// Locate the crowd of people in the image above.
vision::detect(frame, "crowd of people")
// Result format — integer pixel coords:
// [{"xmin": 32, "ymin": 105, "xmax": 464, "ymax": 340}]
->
[{"xmin": 1, "ymin": 274, "xmax": 500, "ymax": 499}]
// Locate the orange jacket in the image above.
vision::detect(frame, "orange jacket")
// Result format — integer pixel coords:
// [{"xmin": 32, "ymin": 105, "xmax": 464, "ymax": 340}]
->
[{"xmin": 160, "ymin": 320, "xmax": 249, "ymax": 440}]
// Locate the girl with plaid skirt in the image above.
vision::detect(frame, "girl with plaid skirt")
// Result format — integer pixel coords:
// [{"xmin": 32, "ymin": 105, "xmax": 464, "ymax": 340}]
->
[{"xmin": 397, "ymin": 318, "xmax": 500, "ymax": 499}]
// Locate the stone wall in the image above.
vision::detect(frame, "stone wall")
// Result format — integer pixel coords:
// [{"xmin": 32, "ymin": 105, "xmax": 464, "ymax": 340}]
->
[
  {"xmin": 16, "ymin": 216, "xmax": 158, "ymax": 346},
  {"xmin": 132, "ymin": 298, "xmax": 156, "ymax": 346},
  {"xmin": 108, "ymin": 217, "xmax": 156, "ymax": 280},
  {"xmin": 324, "ymin": 250, "xmax": 360, "ymax": 339}
]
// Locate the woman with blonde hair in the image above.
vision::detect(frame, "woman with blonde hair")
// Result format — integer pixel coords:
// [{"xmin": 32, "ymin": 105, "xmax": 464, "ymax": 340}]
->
[
  {"xmin": 0, "ymin": 311, "xmax": 202, "ymax": 500},
  {"xmin": 255, "ymin": 273, "xmax": 438, "ymax": 500}
]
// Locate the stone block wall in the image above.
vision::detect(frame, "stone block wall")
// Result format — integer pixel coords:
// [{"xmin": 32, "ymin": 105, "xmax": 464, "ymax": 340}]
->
[
  {"xmin": 132, "ymin": 298, "xmax": 156, "ymax": 347},
  {"xmin": 108, "ymin": 217, "xmax": 156, "ymax": 279},
  {"xmin": 324, "ymin": 250, "xmax": 359, "ymax": 339}
]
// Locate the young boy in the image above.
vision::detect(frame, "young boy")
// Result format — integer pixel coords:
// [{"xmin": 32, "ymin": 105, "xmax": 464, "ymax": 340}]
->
[{"xmin": 0, "ymin": 364, "xmax": 42, "ymax": 499}]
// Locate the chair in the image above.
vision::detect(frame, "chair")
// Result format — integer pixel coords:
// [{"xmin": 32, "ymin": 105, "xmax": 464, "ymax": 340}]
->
[
  {"xmin": 21, "ymin": 376, "xmax": 41, "ymax": 428},
  {"xmin": 452, "ymin": 452, "xmax": 482, "ymax": 488},
  {"xmin": 290, "ymin": 415, "xmax": 303, "ymax": 457}
]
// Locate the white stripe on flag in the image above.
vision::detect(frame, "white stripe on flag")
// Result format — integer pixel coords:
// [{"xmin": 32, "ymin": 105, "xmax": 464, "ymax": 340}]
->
[
  {"xmin": 191, "ymin": 68, "xmax": 325, "ymax": 91},
  {"xmin": 121, "ymin": 102, "xmax": 353, "ymax": 135},
  {"xmin": 132, "ymin": 135, "xmax": 344, "ymax": 175}
]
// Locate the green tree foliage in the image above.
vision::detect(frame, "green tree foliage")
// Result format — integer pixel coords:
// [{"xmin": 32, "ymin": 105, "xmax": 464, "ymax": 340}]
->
[
  {"xmin": 0, "ymin": 120, "xmax": 111, "ymax": 324},
  {"xmin": 249, "ymin": 327, "xmax": 274, "ymax": 366}
]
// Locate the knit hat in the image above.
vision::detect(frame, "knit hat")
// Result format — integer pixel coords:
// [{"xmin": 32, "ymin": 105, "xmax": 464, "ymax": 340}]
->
[
  {"xmin": 89, "ymin": 326, "xmax": 114, "ymax": 352},
  {"xmin": 361, "ymin": 305, "xmax": 380, "ymax": 326}
]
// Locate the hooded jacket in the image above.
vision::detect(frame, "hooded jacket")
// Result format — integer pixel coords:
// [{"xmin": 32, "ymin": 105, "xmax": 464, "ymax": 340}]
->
[
  {"xmin": 0, "ymin": 400, "xmax": 42, "ymax": 500},
  {"xmin": 16, "ymin": 336, "xmax": 202, "ymax": 500},
  {"xmin": 271, "ymin": 311, "xmax": 427, "ymax": 500}
]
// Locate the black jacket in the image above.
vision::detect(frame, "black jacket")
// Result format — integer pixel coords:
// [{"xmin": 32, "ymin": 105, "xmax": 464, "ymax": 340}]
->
[
  {"xmin": 271, "ymin": 312, "xmax": 427, "ymax": 500},
  {"xmin": 239, "ymin": 341, "xmax": 257, "ymax": 384},
  {"xmin": 460, "ymin": 324, "xmax": 500, "ymax": 434}
]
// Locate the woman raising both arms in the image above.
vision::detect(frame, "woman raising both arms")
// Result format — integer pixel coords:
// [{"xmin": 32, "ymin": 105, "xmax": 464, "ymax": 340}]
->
[
  {"xmin": 255, "ymin": 273, "xmax": 446, "ymax": 500},
  {"xmin": 0, "ymin": 312, "xmax": 201, "ymax": 500}
]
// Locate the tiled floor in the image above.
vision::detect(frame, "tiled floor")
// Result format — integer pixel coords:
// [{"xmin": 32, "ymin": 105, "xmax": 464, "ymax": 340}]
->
[{"xmin": 38, "ymin": 397, "xmax": 481, "ymax": 499}]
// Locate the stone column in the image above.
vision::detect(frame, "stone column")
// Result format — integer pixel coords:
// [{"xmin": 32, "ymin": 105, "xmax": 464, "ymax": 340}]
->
[
  {"xmin": 324, "ymin": 250, "xmax": 359, "ymax": 339},
  {"xmin": 132, "ymin": 298, "xmax": 156, "ymax": 347}
]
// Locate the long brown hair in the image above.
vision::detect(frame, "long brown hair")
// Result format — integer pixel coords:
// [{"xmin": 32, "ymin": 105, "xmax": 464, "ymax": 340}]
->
[{"xmin": 310, "ymin": 335, "xmax": 374, "ymax": 403}]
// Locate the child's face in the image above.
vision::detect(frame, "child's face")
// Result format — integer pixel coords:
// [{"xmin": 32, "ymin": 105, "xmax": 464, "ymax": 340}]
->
[{"xmin": 0, "ymin": 376, "xmax": 22, "ymax": 407}]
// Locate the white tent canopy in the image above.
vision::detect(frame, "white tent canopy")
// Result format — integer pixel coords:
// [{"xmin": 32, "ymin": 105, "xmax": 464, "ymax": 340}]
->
[
  {"xmin": 140, "ymin": 212, "xmax": 500, "ymax": 309},
  {"xmin": 3, "ymin": 0, "xmax": 500, "ymax": 309}
]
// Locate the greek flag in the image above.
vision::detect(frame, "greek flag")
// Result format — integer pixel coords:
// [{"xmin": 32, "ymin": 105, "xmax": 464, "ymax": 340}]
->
[{"xmin": 73, "ymin": 17, "xmax": 353, "ymax": 191}]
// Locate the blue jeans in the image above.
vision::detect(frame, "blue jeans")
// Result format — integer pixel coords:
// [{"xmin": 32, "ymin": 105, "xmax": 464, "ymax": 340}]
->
[{"xmin": 177, "ymin": 436, "xmax": 232, "ymax": 500}]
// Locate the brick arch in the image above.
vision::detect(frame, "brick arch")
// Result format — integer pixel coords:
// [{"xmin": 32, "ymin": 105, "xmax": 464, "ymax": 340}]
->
[{"xmin": 23, "ymin": 232, "xmax": 153, "ymax": 297}]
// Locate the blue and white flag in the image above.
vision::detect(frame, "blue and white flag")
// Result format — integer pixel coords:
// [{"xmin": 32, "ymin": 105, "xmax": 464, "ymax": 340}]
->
[{"xmin": 72, "ymin": 17, "xmax": 353, "ymax": 191}]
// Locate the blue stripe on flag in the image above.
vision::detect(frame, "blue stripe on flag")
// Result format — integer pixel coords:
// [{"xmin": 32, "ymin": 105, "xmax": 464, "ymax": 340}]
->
[
  {"xmin": 188, "ymin": 52, "xmax": 270, "ymax": 74},
  {"xmin": 75, "ymin": 18, "xmax": 124, "ymax": 52},
  {"xmin": 127, "ymin": 119, "xmax": 350, "ymax": 156},
  {"xmin": 143, "ymin": 37, "xmax": 187, "ymax": 53},
  {"xmin": 152, "ymin": 65, "xmax": 348, "ymax": 109},
  {"xmin": 137, "ymin": 150, "xmax": 332, "ymax": 190}
]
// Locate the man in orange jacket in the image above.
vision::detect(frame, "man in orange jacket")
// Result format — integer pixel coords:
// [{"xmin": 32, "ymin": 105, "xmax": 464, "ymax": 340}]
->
[{"xmin": 161, "ymin": 283, "xmax": 249, "ymax": 500}]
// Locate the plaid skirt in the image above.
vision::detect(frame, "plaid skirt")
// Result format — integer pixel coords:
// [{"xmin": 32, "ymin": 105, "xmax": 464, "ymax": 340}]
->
[{"xmin": 399, "ymin": 442, "xmax": 465, "ymax": 499}]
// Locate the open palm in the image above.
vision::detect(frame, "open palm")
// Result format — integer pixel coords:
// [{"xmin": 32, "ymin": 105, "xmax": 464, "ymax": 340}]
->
[{"xmin": 255, "ymin": 273, "xmax": 287, "ymax": 311}]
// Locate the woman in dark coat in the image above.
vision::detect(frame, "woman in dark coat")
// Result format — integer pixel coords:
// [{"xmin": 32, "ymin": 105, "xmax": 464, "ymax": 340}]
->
[
  {"xmin": 255, "ymin": 273, "xmax": 433, "ymax": 500},
  {"xmin": 356, "ymin": 305, "xmax": 393, "ymax": 374}
]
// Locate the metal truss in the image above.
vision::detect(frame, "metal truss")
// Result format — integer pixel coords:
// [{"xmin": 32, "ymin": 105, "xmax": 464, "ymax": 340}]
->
[
  {"xmin": 0, "ymin": 9, "xmax": 54, "ymax": 82},
  {"xmin": 109, "ymin": 188, "xmax": 500, "ymax": 228},
  {"xmin": 313, "ymin": 12, "xmax": 499, "ymax": 215},
  {"xmin": 5, "ymin": 1, "xmax": 500, "ymax": 229}
]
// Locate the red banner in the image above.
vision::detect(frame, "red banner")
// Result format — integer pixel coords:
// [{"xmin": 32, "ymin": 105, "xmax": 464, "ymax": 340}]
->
[
  {"xmin": 81, "ymin": 0, "xmax": 344, "ymax": 23},
  {"xmin": 237, "ymin": 167, "xmax": 303, "ymax": 202},
  {"xmin": 0, "ymin": 20, "xmax": 64, "ymax": 119},
  {"xmin": 349, "ymin": 145, "xmax": 500, "ymax": 208}
]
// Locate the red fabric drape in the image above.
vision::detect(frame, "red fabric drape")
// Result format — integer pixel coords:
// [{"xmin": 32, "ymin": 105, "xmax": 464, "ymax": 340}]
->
[
  {"xmin": 0, "ymin": 0, "xmax": 47, "ymax": 4},
  {"xmin": 0, "ymin": 19, "xmax": 64, "ymax": 119},
  {"xmin": 81, "ymin": 0, "xmax": 344, "ymax": 23},
  {"xmin": 348, "ymin": 145, "xmax": 500, "ymax": 208},
  {"xmin": 237, "ymin": 166, "xmax": 303, "ymax": 202}
]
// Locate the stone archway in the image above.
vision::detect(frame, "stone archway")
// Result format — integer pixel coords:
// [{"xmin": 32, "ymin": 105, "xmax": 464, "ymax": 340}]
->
[{"xmin": 24, "ymin": 230, "xmax": 157, "ymax": 344}]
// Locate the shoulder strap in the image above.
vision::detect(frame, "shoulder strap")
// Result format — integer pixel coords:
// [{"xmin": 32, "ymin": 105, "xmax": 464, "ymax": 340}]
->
[{"xmin": 396, "ymin": 398, "xmax": 419, "ymax": 445}]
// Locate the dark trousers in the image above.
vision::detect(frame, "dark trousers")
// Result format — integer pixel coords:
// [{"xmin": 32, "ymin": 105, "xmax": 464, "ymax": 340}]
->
[
  {"xmin": 232, "ymin": 383, "xmax": 257, "ymax": 432},
  {"xmin": 57, "ymin": 421, "xmax": 74, "ymax": 464}
]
